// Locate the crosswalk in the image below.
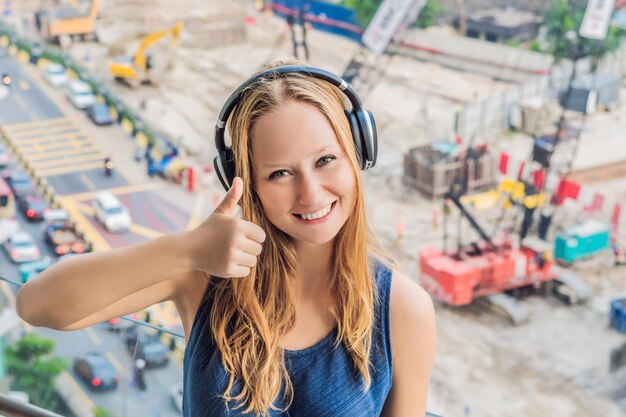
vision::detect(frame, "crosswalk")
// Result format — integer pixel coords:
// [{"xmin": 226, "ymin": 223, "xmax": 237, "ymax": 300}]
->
[
  {"xmin": 1, "ymin": 114, "xmax": 154, "ymax": 185},
  {"xmin": 66, "ymin": 113, "xmax": 154, "ymax": 185},
  {"xmin": 2, "ymin": 117, "xmax": 106, "ymax": 177}
]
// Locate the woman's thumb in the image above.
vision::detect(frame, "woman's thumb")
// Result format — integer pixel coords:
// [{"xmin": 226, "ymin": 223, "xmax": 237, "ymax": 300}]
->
[{"xmin": 214, "ymin": 177, "xmax": 243, "ymax": 216}]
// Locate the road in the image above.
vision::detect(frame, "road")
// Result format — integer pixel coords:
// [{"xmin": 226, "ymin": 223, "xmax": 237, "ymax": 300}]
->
[{"xmin": 0, "ymin": 48, "xmax": 216, "ymax": 416}]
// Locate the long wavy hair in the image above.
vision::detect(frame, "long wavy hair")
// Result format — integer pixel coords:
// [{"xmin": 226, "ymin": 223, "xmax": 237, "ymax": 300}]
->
[{"xmin": 209, "ymin": 59, "xmax": 394, "ymax": 415}]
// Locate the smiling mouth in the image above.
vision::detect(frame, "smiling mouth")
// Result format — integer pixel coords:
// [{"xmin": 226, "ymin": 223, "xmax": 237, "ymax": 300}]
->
[{"xmin": 293, "ymin": 201, "xmax": 336, "ymax": 221}]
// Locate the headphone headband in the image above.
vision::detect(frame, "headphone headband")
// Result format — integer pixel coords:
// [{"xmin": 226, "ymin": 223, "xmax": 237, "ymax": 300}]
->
[{"xmin": 215, "ymin": 65, "xmax": 363, "ymax": 152}]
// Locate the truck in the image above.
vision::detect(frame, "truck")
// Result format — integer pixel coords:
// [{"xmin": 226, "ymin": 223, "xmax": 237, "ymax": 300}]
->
[
  {"xmin": 35, "ymin": 0, "xmax": 100, "ymax": 44},
  {"xmin": 44, "ymin": 209, "xmax": 90, "ymax": 256}
]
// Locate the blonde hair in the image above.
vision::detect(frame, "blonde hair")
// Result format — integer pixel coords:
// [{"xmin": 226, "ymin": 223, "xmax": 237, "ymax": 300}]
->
[{"xmin": 209, "ymin": 59, "xmax": 394, "ymax": 415}]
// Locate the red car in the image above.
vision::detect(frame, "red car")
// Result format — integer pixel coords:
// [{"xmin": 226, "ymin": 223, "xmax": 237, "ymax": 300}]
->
[{"xmin": 19, "ymin": 194, "xmax": 49, "ymax": 221}]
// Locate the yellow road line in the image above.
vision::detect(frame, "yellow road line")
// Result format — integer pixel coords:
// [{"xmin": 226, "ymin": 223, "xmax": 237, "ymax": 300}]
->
[
  {"xmin": 37, "ymin": 161, "xmax": 105, "ymax": 177},
  {"xmin": 18, "ymin": 79, "xmax": 30, "ymax": 90},
  {"xmin": 128, "ymin": 223, "xmax": 163, "ymax": 239},
  {"xmin": 79, "ymin": 174, "xmax": 96, "ymax": 191},
  {"xmin": 61, "ymin": 371, "xmax": 96, "ymax": 410},
  {"xmin": 3, "ymin": 116, "xmax": 68, "ymax": 130},
  {"xmin": 105, "ymin": 352, "xmax": 126, "ymax": 377},
  {"xmin": 67, "ymin": 182, "xmax": 166, "ymax": 201},
  {"xmin": 75, "ymin": 201, "xmax": 95, "ymax": 216},
  {"xmin": 59, "ymin": 197, "xmax": 110, "ymax": 252},
  {"xmin": 186, "ymin": 193, "xmax": 205, "ymax": 230},
  {"xmin": 86, "ymin": 327, "xmax": 102, "ymax": 346},
  {"xmin": 8, "ymin": 128, "xmax": 83, "ymax": 142},
  {"xmin": 28, "ymin": 147, "xmax": 102, "ymax": 162},
  {"xmin": 5, "ymin": 121, "xmax": 75, "ymax": 135},
  {"xmin": 21, "ymin": 142, "xmax": 98, "ymax": 155}
]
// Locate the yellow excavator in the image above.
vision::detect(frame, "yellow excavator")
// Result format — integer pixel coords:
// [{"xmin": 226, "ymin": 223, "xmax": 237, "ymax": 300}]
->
[{"xmin": 109, "ymin": 22, "xmax": 183, "ymax": 88}]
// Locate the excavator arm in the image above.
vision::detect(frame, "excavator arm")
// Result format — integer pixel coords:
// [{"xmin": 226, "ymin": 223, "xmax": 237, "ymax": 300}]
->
[{"xmin": 132, "ymin": 22, "xmax": 183, "ymax": 71}]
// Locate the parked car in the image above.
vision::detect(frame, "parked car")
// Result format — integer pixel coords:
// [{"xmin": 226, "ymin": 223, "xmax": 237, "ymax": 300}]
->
[
  {"xmin": 66, "ymin": 80, "xmax": 96, "ymax": 110},
  {"xmin": 73, "ymin": 352, "xmax": 119, "ymax": 391},
  {"xmin": 86, "ymin": 102, "xmax": 114, "ymax": 126},
  {"xmin": 123, "ymin": 328, "xmax": 170, "ymax": 367},
  {"xmin": 3, "ymin": 231, "xmax": 40, "ymax": 263},
  {"xmin": 18, "ymin": 194, "xmax": 49, "ymax": 221},
  {"xmin": 170, "ymin": 382, "xmax": 183, "ymax": 414},
  {"xmin": 92, "ymin": 191, "xmax": 132, "ymax": 233},
  {"xmin": 43, "ymin": 63, "xmax": 69, "ymax": 87},
  {"xmin": 0, "ymin": 146, "xmax": 10, "ymax": 168},
  {"xmin": 3, "ymin": 171, "xmax": 36, "ymax": 201},
  {"xmin": 18, "ymin": 257, "xmax": 52, "ymax": 283}
]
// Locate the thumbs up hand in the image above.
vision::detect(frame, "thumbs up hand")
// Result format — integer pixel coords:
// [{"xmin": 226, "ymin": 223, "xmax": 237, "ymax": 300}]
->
[{"xmin": 188, "ymin": 177, "xmax": 266, "ymax": 278}]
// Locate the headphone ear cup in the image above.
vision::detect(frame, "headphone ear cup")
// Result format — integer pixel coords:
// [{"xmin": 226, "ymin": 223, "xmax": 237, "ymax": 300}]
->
[
  {"xmin": 345, "ymin": 110, "xmax": 365, "ymax": 169},
  {"xmin": 355, "ymin": 109, "xmax": 377, "ymax": 169},
  {"xmin": 213, "ymin": 149, "xmax": 236, "ymax": 190}
]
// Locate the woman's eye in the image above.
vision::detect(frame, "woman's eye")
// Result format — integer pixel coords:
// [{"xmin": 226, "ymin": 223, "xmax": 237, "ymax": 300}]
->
[
  {"xmin": 269, "ymin": 170, "xmax": 289, "ymax": 180},
  {"xmin": 317, "ymin": 155, "xmax": 336, "ymax": 166}
]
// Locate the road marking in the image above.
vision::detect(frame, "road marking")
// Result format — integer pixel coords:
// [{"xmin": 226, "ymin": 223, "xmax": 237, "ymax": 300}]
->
[
  {"xmin": 2, "ymin": 116, "xmax": 69, "ymax": 130},
  {"xmin": 186, "ymin": 193, "xmax": 206, "ymax": 230},
  {"xmin": 38, "ymin": 161, "xmax": 105, "ymax": 177},
  {"xmin": 8, "ymin": 128, "xmax": 83, "ymax": 142},
  {"xmin": 67, "ymin": 182, "xmax": 166, "ymax": 201},
  {"xmin": 61, "ymin": 371, "xmax": 96, "ymax": 410},
  {"xmin": 105, "ymin": 351, "xmax": 126, "ymax": 377},
  {"xmin": 75, "ymin": 201, "xmax": 95, "ymax": 216},
  {"xmin": 28, "ymin": 148, "xmax": 103, "ymax": 163},
  {"xmin": 79, "ymin": 174, "xmax": 96, "ymax": 191},
  {"xmin": 85, "ymin": 327, "xmax": 102, "ymax": 346},
  {"xmin": 21, "ymin": 141, "xmax": 98, "ymax": 154},
  {"xmin": 29, "ymin": 149, "xmax": 104, "ymax": 169},
  {"xmin": 129, "ymin": 223, "xmax": 164, "ymax": 239},
  {"xmin": 59, "ymin": 197, "xmax": 110, "ymax": 252},
  {"xmin": 18, "ymin": 79, "xmax": 30, "ymax": 91}
]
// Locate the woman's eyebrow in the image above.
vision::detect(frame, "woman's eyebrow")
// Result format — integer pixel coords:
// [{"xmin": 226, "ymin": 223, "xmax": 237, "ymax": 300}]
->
[{"xmin": 262, "ymin": 146, "xmax": 337, "ymax": 168}]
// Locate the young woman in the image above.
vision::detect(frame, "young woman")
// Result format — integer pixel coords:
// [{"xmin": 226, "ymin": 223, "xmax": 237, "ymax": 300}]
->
[{"xmin": 16, "ymin": 60, "xmax": 436, "ymax": 416}]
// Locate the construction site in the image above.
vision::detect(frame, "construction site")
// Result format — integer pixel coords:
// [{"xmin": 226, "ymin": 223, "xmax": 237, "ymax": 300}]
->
[{"xmin": 1, "ymin": 0, "xmax": 626, "ymax": 416}]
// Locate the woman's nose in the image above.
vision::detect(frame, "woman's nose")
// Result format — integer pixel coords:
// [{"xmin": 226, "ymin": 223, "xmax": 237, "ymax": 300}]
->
[{"xmin": 297, "ymin": 173, "xmax": 322, "ymax": 206}]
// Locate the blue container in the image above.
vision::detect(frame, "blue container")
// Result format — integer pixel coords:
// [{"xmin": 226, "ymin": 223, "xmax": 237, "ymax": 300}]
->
[
  {"xmin": 610, "ymin": 298, "xmax": 626, "ymax": 333},
  {"xmin": 554, "ymin": 220, "xmax": 610, "ymax": 263}
]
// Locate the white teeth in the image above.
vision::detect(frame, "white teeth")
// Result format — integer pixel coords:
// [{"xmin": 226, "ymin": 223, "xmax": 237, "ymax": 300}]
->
[{"xmin": 298, "ymin": 203, "xmax": 333, "ymax": 220}]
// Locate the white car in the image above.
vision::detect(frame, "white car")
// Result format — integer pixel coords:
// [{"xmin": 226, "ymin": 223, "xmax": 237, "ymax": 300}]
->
[
  {"xmin": 66, "ymin": 80, "xmax": 96, "ymax": 110},
  {"xmin": 93, "ymin": 191, "xmax": 132, "ymax": 233},
  {"xmin": 3, "ymin": 230, "xmax": 41, "ymax": 263},
  {"xmin": 43, "ymin": 63, "xmax": 69, "ymax": 88}
]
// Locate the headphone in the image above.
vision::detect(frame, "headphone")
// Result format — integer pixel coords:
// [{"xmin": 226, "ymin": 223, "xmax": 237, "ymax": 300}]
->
[{"xmin": 213, "ymin": 65, "xmax": 378, "ymax": 191}]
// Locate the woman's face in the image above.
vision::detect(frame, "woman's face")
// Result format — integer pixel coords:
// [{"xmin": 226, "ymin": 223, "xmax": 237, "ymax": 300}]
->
[{"xmin": 251, "ymin": 100, "xmax": 356, "ymax": 247}]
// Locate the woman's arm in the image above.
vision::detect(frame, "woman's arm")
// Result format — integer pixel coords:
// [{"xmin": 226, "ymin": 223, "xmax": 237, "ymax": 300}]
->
[
  {"xmin": 16, "ymin": 232, "xmax": 193, "ymax": 330},
  {"xmin": 16, "ymin": 178, "xmax": 265, "ymax": 331},
  {"xmin": 381, "ymin": 270, "xmax": 436, "ymax": 417}
]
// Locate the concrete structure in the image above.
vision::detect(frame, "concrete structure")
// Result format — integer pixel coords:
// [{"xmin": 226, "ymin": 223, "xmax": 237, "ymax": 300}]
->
[{"xmin": 454, "ymin": 7, "xmax": 542, "ymax": 43}]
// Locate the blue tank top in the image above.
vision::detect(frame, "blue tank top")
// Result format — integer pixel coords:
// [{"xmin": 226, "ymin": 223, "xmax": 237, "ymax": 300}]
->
[{"xmin": 183, "ymin": 260, "xmax": 393, "ymax": 416}]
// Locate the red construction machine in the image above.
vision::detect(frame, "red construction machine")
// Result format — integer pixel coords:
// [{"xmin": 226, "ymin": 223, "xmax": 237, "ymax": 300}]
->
[{"xmin": 419, "ymin": 182, "xmax": 591, "ymax": 324}]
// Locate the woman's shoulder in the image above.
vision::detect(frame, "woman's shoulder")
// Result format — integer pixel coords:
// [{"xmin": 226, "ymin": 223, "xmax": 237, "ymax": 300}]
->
[{"xmin": 388, "ymin": 269, "xmax": 436, "ymax": 351}]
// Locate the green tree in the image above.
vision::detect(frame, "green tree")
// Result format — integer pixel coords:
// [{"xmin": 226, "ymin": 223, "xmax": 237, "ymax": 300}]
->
[
  {"xmin": 341, "ymin": 0, "xmax": 441, "ymax": 29},
  {"xmin": 5, "ymin": 333, "xmax": 68, "ymax": 412},
  {"xmin": 415, "ymin": 0, "xmax": 442, "ymax": 29},
  {"xmin": 542, "ymin": 0, "xmax": 624, "ymax": 65}
]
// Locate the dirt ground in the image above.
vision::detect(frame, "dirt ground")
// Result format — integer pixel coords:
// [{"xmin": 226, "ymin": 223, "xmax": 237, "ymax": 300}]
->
[{"xmin": 6, "ymin": 1, "xmax": 626, "ymax": 416}]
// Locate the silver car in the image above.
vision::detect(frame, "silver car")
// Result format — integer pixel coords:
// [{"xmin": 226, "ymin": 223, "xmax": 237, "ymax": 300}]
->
[{"xmin": 4, "ymin": 231, "xmax": 41, "ymax": 263}]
